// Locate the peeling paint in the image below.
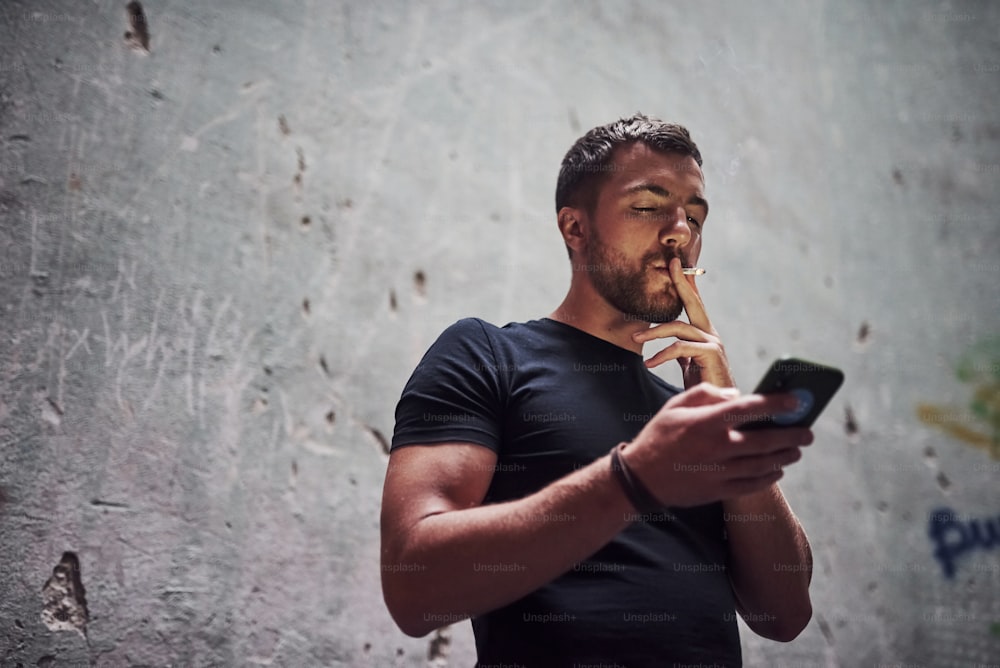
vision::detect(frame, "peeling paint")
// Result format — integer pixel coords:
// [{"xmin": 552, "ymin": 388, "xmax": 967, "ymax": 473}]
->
[{"xmin": 40, "ymin": 552, "xmax": 89, "ymax": 640}]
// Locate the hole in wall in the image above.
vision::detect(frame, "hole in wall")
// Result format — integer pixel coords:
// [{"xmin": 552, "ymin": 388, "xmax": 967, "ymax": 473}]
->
[
  {"xmin": 844, "ymin": 405, "xmax": 858, "ymax": 436},
  {"xmin": 40, "ymin": 552, "xmax": 88, "ymax": 639},
  {"xmin": 414, "ymin": 270, "xmax": 427, "ymax": 297}
]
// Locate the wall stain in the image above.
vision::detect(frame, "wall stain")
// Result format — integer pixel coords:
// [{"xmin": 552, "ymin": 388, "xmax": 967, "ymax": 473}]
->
[
  {"xmin": 567, "ymin": 107, "xmax": 581, "ymax": 134},
  {"xmin": 843, "ymin": 405, "xmax": 858, "ymax": 436},
  {"xmin": 856, "ymin": 321, "xmax": 870, "ymax": 344},
  {"xmin": 365, "ymin": 425, "xmax": 390, "ymax": 455},
  {"xmin": 814, "ymin": 613, "xmax": 835, "ymax": 644},
  {"xmin": 916, "ymin": 335, "xmax": 1000, "ymax": 459},
  {"xmin": 427, "ymin": 626, "xmax": 451, "ymax": 663},
  {"xmin": 124, "ymin": 1, "xmax": 151, "ymax": 52}
]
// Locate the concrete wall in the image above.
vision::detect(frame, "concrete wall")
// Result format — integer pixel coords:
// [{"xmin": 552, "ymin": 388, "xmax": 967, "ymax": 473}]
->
[{"xmin": 1, "ymin": 1, "xmax": 998, "ymax": 665}]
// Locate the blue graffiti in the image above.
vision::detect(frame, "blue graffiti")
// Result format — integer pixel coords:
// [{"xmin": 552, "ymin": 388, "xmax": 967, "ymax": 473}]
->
[{"xmin": 928, "ymin": 507, "xmax": 1000, "ymax": 578}]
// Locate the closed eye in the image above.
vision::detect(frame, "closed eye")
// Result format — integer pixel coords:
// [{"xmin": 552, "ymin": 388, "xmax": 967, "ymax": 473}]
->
[{"xmin": 631, "ymin": 207, "xmax": 703, "ymax": 229}]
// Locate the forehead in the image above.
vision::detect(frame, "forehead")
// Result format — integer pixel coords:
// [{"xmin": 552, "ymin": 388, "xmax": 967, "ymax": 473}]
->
[{"xmin": 602, "ymin": 142, "xmax": 706, "ymax": 197}]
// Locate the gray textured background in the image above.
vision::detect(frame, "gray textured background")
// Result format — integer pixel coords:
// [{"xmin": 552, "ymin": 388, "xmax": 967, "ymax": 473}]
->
[{"xmin": 2, "ymin": 1, "xmax": 999, "ymax": 666}]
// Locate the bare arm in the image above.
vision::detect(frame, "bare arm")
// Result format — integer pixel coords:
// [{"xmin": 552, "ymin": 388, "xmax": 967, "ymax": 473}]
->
[
  {"xmin": 380, "ymin": 442, "xmax": 633, "ymax": 637},
  {"xmin": 380, "ymin": 387, "xmax": 810, "ymax": 638},
  {"xmin": 723, "ymin": 484, "xmax": 813, "ymax": 641},
  {"xmin": 634, "ymin": 257, "xmax": 814, "ymax": 641}
]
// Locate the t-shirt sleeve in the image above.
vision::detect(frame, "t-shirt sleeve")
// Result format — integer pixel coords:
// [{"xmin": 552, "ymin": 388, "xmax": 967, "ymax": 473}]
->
[{"xmin": 391, "ymin": 318, "xmax": 504, "ymax": 452}]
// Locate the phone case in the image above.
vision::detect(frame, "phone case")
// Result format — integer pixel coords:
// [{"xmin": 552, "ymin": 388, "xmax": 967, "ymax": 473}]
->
[{"xmin": 735, "ymin": 357, "xmax": 845, "ymax": 431}]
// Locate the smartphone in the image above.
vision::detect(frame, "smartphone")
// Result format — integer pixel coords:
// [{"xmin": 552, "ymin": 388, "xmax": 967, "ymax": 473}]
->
[{"xmin": 735, "ymin": 357, "xmax": 844, "ymax": 430}]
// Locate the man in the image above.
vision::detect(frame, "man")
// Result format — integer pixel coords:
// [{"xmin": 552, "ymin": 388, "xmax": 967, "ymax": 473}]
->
[{"xmin": 381, "ymin": 113, "xmax": 814, "ymax": 666}]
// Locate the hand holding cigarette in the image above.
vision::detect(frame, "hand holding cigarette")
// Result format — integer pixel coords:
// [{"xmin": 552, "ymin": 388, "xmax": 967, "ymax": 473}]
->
[{"xmin": 632, "ymin": 258, "xmax": 733, "ymax": 388}]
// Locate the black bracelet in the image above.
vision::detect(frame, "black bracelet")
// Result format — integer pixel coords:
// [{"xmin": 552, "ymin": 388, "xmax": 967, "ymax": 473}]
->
[{"xmin": 610, "ymin": 442, "xmax": 663, "ymax": 515}]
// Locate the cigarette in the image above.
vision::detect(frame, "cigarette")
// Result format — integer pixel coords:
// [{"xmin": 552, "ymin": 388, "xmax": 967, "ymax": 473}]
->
[{"xmin": 682, "ymin": 268, "xmax": 706, "ymax": 275}]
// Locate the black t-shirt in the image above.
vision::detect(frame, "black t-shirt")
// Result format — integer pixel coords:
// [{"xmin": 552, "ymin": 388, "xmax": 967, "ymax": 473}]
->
[{"xmin": 391, "ymin": 317, "xmax": 742, "ymax": 667}]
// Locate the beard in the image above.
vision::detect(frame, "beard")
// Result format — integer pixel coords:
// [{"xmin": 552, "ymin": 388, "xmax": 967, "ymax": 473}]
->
[{"xmin": 585, "ymin": 235, "xmax": 685, "ymax": 324}]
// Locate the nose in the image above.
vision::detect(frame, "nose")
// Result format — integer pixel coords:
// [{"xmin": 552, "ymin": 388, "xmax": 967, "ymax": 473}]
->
[{"xmin": 658, "ymin": 206, "xmax": 692, "ymax": 248}]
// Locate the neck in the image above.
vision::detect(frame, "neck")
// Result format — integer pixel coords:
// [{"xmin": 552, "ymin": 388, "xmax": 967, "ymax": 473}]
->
[{"xmin": 548, "ymin": 276, "xmax": 652, "ymax": 355}]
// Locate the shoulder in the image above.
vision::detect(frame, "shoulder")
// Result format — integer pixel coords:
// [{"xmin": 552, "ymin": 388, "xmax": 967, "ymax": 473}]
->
[
  {"xmin": 430, "ymin": 317, "xmax": 539, "ymax": 356},
  {"xmin": 417, "ymin": 317, "xmax": 558, "ymax": 375},
  {"xmin": 423, "ymin": 318, "xmax": 500, "ymax": 362},
  {"xmin": 436, "ymin": 317, "xmax": 499, "ymax": 343},
  {"xmin": 408, "ymin": 318, "xmax": 517, "ymax": 385}
]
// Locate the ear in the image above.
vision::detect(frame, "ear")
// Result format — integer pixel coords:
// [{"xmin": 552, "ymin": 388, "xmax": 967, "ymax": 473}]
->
[{"xmin": 557, "ymin": 206, "xmax": 588, "ymax": 256}]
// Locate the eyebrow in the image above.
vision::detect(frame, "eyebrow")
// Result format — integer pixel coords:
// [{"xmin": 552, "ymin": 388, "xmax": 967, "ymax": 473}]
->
[{"xmin": 624, "ymin": 183, "xmax": 709, "ymax": 216}]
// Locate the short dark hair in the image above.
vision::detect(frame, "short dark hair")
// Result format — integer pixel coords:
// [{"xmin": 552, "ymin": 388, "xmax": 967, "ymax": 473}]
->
[{"xmin": 555, "ymin": 113, "xmax": 702, "ymax": 215}]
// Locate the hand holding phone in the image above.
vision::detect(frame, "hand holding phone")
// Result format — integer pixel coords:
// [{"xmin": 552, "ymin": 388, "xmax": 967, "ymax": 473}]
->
[{"xmin": 735, "ymin": 357, "xmax": 844, "ymax": 431}]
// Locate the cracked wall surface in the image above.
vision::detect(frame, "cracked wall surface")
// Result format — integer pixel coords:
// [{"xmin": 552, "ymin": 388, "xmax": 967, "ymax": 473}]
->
[{"xmin": 1, "ymin": 1, "xmax": 999, "ymax": 665}]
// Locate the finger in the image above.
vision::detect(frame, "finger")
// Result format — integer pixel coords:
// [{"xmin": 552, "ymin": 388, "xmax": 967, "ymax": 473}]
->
[
  {"xmin": 632, "ymin": 320, "xmax": 713, "ymax": 344},
  {"xmin": 666, "ymin": 381, "xmax": 741, "ymax": 408},
  {"xmin": 669, "ymin": 257, "xmax": 713, "ymax": 332},
  {"xmin": 728, "ymin": 427, "xmax": 814, "ymax": 455},
  {"xmin": 644, "ymin": 340, "xmax": 715, "ymax": 369}
]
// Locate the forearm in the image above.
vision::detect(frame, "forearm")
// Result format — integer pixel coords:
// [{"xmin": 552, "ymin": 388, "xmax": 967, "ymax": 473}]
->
[
  {"xmin": 382, "ymin": 454, "xmax": 633, "ymax": 637},
  {"xmin": 723, "ymin": 483, "xmax": 812, "ymax": 641}
]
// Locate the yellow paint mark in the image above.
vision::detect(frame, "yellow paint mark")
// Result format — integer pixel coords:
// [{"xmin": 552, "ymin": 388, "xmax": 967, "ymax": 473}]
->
[
  {"xmin": 916, "ymin": 403, "xmax": 999, "ymax": 459},
  {"xmin": 916, "ymin": 336, "xmax": 1000, "ymax": 459}
]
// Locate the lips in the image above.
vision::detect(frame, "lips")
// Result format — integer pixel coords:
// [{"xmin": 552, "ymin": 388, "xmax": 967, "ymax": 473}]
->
[
  {"xmin": 651, "ymin": 255, "xmax": 685, "ymax": 270},
  {"xmin": 650, "ymin": 266, "xmax": 674, "ymax": 286}
]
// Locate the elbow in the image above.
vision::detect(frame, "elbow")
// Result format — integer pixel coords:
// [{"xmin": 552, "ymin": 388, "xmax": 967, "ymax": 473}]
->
[
  {"xmin": 386, "ymin": 601, "xmax": 458, "ymax": 639},
  {"xmin": 382, "ymin": 576, "xmax": 454, "ymax": 638},
  {"xmin": 391, "ymin": 611, "xmax": 434, "ymax": 639},
  {"xmin": 760, "ymin": 600, "xmax": 812, "ymax": 642},
  {"xmin": 383, "ymin": 581, "xmax": 432, "ymax": 638},
  {"xmin": 381, "ymin": 538, "xmax": 434, "ymax": 637}
]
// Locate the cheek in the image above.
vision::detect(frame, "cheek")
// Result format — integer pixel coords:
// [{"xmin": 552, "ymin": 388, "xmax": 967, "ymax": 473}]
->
[{"xmin": 688, "ymin": 237, "xmax": 703, "ymax": 263}]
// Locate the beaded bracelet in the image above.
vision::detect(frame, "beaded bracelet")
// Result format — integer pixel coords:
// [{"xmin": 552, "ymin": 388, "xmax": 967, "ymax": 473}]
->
[{"xmin": 609, "ymin": 442, "xmax": 663, "ymax": 514}]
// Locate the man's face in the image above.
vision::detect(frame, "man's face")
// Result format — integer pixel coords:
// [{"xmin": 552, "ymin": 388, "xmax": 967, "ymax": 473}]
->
[{"xmin": 576, "ymin": 142, "xmax": 708, "ymax": 323}]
